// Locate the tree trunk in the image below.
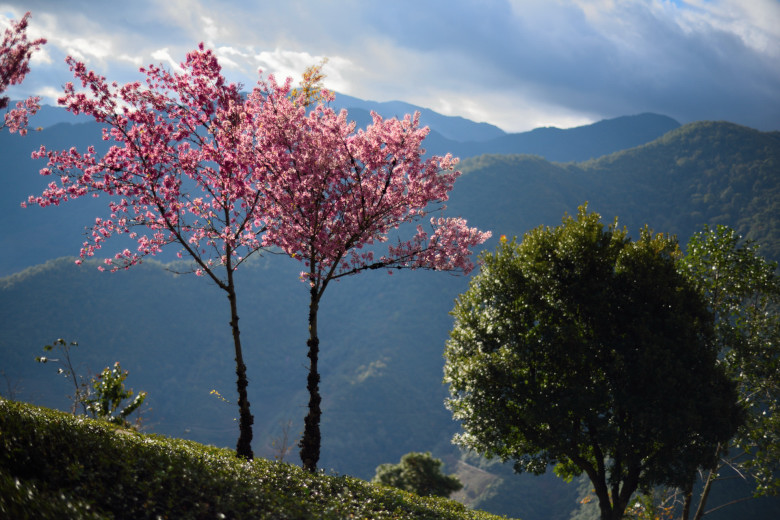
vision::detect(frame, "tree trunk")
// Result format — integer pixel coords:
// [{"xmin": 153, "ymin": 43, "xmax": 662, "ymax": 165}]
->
[
  {"xmin": 682, "ymin": 479, "xmax": 694, "ymax": 520},
  {"xmin": 299, "ymin": 285, "xmax": 321, "ymax": 472},
  {"xmin": 580, "ymin": 460, "xmax": 615, "ymax": 520},
  {"xmin": 227, "ymin": 280, "xmax": 254, "ymax": 460},
  {"xmin": 612, "ymin": 480, "xmax": 638, "ymax": 520},
  {"xmin": 688, "ymin": 442, "xmax": 723, "ymax": 520},
  {"xmin": 693, "ymin": 463, "xmax": 718, "ymax": 520},
  {"xmin": 590, "ymin": 471, "xmax": 636, "ymax": 520}
]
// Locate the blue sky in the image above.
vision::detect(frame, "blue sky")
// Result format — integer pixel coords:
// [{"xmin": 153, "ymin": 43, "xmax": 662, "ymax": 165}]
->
[{"xmin": 2, "ymin": 0, "xmax": 779, "ymax": 132}]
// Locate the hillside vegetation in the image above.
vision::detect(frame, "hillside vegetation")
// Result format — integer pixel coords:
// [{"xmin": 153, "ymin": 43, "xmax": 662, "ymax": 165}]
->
[
  {"xmin": 0, "ymin": 398, "xmax": 507, "ymax": 520},
  {"xmin": 451, "ymin": 121, "xmax": 780, "ymax": 260}
]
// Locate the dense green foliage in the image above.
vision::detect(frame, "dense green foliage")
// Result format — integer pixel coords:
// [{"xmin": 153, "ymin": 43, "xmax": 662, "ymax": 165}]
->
[
  {"xmin": 662, "ymin": 225, "xmax": 780, "ymax": 519},
  {"xmin": 444, "ymin": 207, "xmax": 743, "ymax": 520},
  {"xmin": 373, "ymin": 451, "xmax": 464, "ymax": 498},
  {"xmin": 0, "ymin": 398, "xmax": 505, "ymax": 520}
]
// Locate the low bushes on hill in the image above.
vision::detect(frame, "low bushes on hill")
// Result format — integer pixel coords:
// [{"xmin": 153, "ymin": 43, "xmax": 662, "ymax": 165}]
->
[{"xmin": 0, "ymin": 398, "xmax": 507, "ymax": 519}]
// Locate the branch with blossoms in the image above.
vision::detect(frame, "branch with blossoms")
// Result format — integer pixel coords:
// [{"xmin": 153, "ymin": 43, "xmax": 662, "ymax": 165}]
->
[
  {"xmin": 25, "ymin": 47, "xmax": 269, "ymax": 286},
  {"xmin": 250, "ymin": 81, "xmax": 479, "ymax": 279},
  {"xmin": 360, "ymin": 217, "xmax": 490, "ymax": 275},
  {"xmin": 295, "ymin": 217, "xmax": 491, "ymax": 285},
  {"xmin": 0, "ymin": 12, "xmax": 46, "ymax": 135}
]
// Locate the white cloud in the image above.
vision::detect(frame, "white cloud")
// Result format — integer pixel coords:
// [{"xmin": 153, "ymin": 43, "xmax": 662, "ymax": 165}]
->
[
  {"xmin": 151, "ymin": 48, "xmax": 184, "ymax": 73},
  {"xmin": 29, "ymin": 46, "xmax": 53, "ymax": 65},
  {"xmin": 248, "ymin": 48, "xmax": 354, "ymax": 94},
  {"xmin": 318, "ymin": 56, "xmax": 355, "ymax": 96},
  {"xmin": 117, "ymin": 54, "xmax": 143, "ymax": 67},
  {"xmin": 201, "ymin": 15, "xmax": 218, "ymax": 44},
  {"xmin": 218, "ymin": 46, "xmax": 250, "ymax": 58},
  {"xmin": 679, "ymin": 0, "xmax": 780, "ymax": 57},
  {"xmin": 1, "ymin": 0, "xmax": 777, "ymax": 132},
  {"xmin": 213, "ymin": 46, "xmax": 255, "ymax": 78},
  {"xmin": 254, "ymin": 49, "xmax": 325, "ymax": 80},
  {"xmin": 66, "ymin": 37, "xmax": 112, "ymax": 62},
  {"xmin": 33, "ymin": 85, "xmax": 62, "ymax": 104},
  {"xmin": 426, "ymin": 88, "xmax": 597, "ymax": 132}
]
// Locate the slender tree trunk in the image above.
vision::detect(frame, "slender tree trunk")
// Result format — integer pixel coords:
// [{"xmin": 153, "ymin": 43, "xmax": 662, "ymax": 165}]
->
[
  {"xmin": 594, "ymin": 489, "xmax": 620, "ymax": 520},
  {"xmin": 227, "ymin": 278, "xmax": 254, "ymax": 460},
  {"xmin": 299, "ymin": 285, "xmax": 322, "ymax": 472},
  {"xmin": 682, "ymin": 479, "xmax": 694, "ymax": 520},
  {"xmin": 686, "ymin": 442, "xmax": 724, "ymax": 520},
  {"xmin": 590, "ymin": 470, "xmax": 637, "ymax": 520},
  {"xmin": 596, "ymin": 496, "xmax": 612, "ymax": 520},
  {"xmin": 693, "ymin": 459, "xmax": 719, "ymax": 520}
]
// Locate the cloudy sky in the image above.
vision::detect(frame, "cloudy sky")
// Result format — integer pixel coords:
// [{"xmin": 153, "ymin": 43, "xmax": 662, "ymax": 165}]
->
[{"xmin": 2, "ymin": 0, "xmax": 779, "ymax": 133}]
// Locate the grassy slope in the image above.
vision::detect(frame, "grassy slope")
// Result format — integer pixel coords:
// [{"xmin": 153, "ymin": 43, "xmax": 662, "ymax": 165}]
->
[{"xmin": 0, "ymin": 398, "xmax": 510, "ymax": 520}]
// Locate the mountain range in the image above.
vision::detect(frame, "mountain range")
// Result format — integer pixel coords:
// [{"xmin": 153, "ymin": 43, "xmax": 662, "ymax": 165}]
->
[{"xmin": 1, "ymin": 97, "xmax": 778, "ymax": 520}]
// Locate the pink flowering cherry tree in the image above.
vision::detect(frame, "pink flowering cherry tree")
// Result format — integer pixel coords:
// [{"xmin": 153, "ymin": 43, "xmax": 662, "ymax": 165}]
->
[
  {"xmin": 1, "ymin": 11, "xmax": 46, "ymax": 135},
  {"xmin": 247, "ymin": 80, "xmax": 491, "ymax": 471},
  {"xmin": 25, "ymin": 44, "xmax": 268, "ymax": 459}
]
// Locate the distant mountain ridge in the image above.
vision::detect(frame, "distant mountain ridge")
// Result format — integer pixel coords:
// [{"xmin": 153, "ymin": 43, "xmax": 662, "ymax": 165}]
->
[
  {"xmin": 23, "ymin": 96, "xmax": 680, "ymax": 163},
  {"xmin": 329, "ymin": 92, "xmax": 507, "ymax": 142},
  {"xmin": 27, "ymin": 104, "xmax": 94, "ymax": 127},
  {"xmin": 423, "ymin": 112, "xmax": 680, "ymax": 162},
  {"xmin": 25, "ymin": 94, "xmax": 509, "ymax": 142}
]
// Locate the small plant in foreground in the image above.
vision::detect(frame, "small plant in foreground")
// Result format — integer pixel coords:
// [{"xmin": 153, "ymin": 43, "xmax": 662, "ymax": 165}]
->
[
  {"xmin": 36, "ymin": 339, "xmax": 146, "ymax": 428},
  {"xmin": 84, "ymin": 362, "xmax": 147, "ymax": 427}
]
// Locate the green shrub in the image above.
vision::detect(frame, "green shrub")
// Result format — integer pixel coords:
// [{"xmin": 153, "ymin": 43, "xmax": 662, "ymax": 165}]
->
[
  {"xmin": 0, "ymin": 399, "xmax": 508, "ymax": 520},
  {"xmin": 374, "ymin": 451, "xmax": 464, "ymax": 498}
]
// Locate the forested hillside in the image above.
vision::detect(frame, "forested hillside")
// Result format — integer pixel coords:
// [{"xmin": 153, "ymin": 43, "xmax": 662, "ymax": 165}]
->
[
  {"xmin": 1, "ymin": 110, "xmax": 778, "ymax": 520},
  {"xmin": 450, "ymin": 121, "xmax": 780, "ymax": 261}
]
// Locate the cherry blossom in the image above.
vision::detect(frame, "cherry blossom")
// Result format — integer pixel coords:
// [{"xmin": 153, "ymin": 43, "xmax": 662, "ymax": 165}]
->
[
  {"xmin": 0, "ymin": 12, "xmax": 46, "ymax": 136},
  {"xmin": 245, "ymin": 76, "xmax": 491, "ymax": 471},
  {"xmin": 25, "ymin": 44, "xmax": 263, "ymax": 460}
]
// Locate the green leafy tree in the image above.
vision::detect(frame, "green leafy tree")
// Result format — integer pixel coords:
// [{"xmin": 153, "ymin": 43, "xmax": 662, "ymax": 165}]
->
[
  {"xmin": 444, "ymin": 206, "xmax": 743, "ymax": 520},
  {"xmin": 372, "ymin": 451, "xmax": 463, "ymax": 498},
  {"xmin": 663, "ymin": 225, "xmax": 779, "ymax": 519}
]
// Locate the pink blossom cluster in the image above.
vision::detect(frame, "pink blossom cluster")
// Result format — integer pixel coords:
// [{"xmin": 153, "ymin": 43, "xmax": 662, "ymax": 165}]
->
[
  {"xmin": 25, "ymin": 45, "xmax": 266, "ymax": 280},
  {"xmin": 386, "ymin": 217, "xmax": 492, "ymax": 274},
  {"xmin": 245, "ymin": 76, "xmax": 490, "ymax": 285},
  {"xmin": 5, "ymin": 96, "xmax": 41, "ymax": 135},
  {"xmin": 25, "ymin": 43, "xmax": 490, "ymax": 284},
  {"xmin": 0, "ymin": 12, "xmax": 46, "ymax": 135}
]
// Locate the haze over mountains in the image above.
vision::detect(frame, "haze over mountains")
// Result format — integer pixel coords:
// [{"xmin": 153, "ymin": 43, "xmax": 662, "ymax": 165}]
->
[{"xmin": 1, "ymin": 96, "xmax": 778, "ymax": 520}]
